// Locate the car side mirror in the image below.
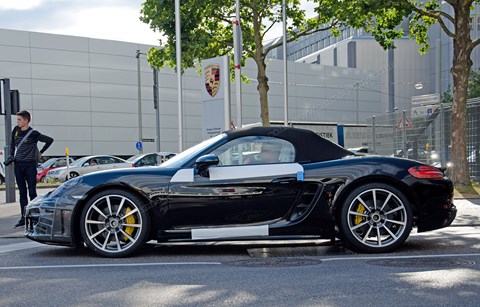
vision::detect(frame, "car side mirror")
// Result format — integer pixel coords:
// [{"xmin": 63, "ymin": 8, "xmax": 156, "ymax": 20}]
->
[{"xmin": 195, "ymin": 154, "xmax": 219, "ymax": 176}]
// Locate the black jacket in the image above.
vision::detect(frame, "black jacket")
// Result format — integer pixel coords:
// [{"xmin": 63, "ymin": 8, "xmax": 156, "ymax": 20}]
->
[{"xmin": 10, "ymin": 127, "xmax": 54, "ymax": 163}]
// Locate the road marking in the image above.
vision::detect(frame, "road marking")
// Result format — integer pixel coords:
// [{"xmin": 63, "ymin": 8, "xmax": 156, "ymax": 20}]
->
[
  {"xmin": 0, "ymin": 253, "xmax": 479, "ymax": 271},
  {"xmin": 0, "ymin": 262, "xmax": 222, "ymax": 270},
  {"xmin": 320, "ymin": 253, "xmax": 480, "ymax": 262},
  {"xmin": 0, "ymin": 241, "xmax": 44, "ymax": 254}
]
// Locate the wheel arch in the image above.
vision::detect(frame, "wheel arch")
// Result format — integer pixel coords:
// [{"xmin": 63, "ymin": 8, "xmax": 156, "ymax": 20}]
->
[
  {"xmin": 332, "ymin": 175, "xmax": 418, "ymax": 222},
  {"xmin": 70, "ymin": 183, "xmax": 154, "ymax": 247}
]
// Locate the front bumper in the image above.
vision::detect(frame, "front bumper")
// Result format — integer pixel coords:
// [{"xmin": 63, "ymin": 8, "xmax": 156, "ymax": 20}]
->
[{"xmin": 25, "ymin": 193, "xmax": 78, "ymax": 246}]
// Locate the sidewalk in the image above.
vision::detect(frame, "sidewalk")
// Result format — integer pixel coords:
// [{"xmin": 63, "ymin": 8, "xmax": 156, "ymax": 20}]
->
[
  {"xmin": 1, "ymin": 190, "xmax": 479, "ymax": 239},
  {"xmin": 0, "ymin": 188, "xmax": 56, "ymax": 238}
]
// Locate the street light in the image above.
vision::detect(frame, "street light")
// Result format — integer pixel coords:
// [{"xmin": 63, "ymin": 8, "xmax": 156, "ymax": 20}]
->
[{"xmin": 136, "ymin": 50, "xmax": 146, "ymax": 154}]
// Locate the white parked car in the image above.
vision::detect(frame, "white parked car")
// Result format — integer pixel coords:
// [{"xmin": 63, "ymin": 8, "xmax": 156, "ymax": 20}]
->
[{"xmin": 46, "ymin": 155, "xmax": 131, "ymax": 182}]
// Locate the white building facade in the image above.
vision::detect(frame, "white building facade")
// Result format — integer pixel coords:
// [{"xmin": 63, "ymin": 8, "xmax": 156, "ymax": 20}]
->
[{"xmin": 0, "ymin": 28, "xmax": 383, "ymax": 157}]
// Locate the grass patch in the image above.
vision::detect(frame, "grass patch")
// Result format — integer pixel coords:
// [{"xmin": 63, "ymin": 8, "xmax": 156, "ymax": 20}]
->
[{"xmin": 454, "ymin": 182, "xmax": 480, "ymax": 198}]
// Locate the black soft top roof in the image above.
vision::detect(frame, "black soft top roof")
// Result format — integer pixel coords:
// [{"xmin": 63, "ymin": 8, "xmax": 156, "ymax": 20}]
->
[{"xmin": 225, "ymin": 126, "xmax": 353, "ymax": 163}]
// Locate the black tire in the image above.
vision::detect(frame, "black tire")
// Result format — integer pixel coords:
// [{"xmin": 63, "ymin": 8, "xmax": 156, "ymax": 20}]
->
[
  {"xmin": 80, "ymin": 189, "xmax": 150, "ymax": 257},
  {"xmin": 68, "ymin": 172, "xmax": 79, "ymax": 180},
  {"xmin": 339, "ymin": 183, "xmax": 413, "ymax": 253}
]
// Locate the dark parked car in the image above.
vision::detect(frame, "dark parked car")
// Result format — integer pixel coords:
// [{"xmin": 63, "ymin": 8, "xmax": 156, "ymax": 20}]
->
[{"xmin": 25, "ymin": 127, "xmax": 456, "ymax": 257}]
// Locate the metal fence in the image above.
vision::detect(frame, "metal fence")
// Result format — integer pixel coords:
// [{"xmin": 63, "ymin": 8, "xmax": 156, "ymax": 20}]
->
[{"xmin": 367, "ymin": 97, "xmax": 480, "ymax": 181}]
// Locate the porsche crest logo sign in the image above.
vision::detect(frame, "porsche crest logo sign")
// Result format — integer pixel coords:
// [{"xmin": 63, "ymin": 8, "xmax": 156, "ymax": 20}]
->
[{"xmin": 204, "ymin": 64, "xmax": 221, "ymax": 97}]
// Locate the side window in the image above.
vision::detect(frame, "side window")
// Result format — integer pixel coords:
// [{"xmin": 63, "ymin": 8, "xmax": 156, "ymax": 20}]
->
[{"xmin": 211, "ymin": 136, "xmax": 295, "ymax": 166}]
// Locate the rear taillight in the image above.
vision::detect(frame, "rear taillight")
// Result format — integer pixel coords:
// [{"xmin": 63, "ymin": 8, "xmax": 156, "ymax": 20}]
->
[
  {"xmin": 408, "ymin": 165, "xmax": 445, "ymax": 179},
  {"xmin": 132, "ymin": 163, "xmax": 135, "ymax": 168}
]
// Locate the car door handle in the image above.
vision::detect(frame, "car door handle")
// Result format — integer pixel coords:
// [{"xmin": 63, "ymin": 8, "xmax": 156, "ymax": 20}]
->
[{"xmin": 271, "ymin": 177, "xmax": 297, "ymax": 184}]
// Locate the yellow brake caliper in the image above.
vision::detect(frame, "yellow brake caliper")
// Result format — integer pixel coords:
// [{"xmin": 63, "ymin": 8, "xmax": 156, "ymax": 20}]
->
[
  {"xmin": 123, "ymin": 207, "xmax": 136, "ymax": 241},
  {"xmin": 354, "ymin": 203, "xmax": 366, "ymax": 225}
]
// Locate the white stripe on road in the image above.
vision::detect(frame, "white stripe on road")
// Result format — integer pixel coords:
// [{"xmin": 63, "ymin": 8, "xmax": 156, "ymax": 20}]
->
[
  {"xmin": 0, "ymin": 262, "xmax": 222, "ymax": 270},
  {"xmin": 0, "ymin": 241, "xmax": 44, "ymax": 254},
  {"xmin": 0, "ymin": 252, "xmax": 479, "ymax": 271},
  {"xmin": 320, "ymin": 252, "xmax": 480, "ymax": 262}
]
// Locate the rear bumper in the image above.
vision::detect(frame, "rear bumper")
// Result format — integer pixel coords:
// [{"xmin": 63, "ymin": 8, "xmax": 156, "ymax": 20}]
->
[{"xmin": 417, "ymin": 205, "xmax": 457, "ymax": 232}]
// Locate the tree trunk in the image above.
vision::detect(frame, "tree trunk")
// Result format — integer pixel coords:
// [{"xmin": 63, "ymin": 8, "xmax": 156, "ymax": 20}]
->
[
  {"xmin": 252, "ymin": 2, "xmax": 270, "ymax": 126},
  {"xmin": 256, "ymin": 55, "xmax": 270, "ymax": 126},
  {"xmin": 449, "ymin": 3, "xmax": 473, "ymax": 185}
]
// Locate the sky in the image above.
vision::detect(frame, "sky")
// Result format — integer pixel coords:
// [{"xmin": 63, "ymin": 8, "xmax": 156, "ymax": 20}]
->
[
  {"xmin": 0, "ymin": 0, "xmax": 315, "ymax": 46},
  {"xmin": 0, "ymin": 0, "xmax": 160, "ymax": 45}
]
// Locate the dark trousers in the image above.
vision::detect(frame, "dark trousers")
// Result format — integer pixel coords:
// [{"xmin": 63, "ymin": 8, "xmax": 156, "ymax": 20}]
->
[{"xmin": 14, "ymin": 162, "xmax": 38, "ymax": 217}]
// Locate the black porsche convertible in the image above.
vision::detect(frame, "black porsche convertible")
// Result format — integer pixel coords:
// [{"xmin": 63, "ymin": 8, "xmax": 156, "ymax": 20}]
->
[{"xmin": 25, "ymin": 127, "xmax": 456, "ymax": 257}]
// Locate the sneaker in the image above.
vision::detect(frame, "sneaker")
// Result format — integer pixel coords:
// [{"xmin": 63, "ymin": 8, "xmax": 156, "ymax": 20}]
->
[{"xmin": 14, "ymin": 218, "xmax": 25, "ymax": 228}]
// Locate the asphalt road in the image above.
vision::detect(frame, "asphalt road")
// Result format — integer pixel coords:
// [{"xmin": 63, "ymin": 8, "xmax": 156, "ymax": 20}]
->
[{"xmin": 0, "ymin": 191, "xmax": 479, "ymax": 306}]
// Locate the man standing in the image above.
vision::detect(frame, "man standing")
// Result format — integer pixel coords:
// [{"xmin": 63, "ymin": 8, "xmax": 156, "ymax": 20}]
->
[{"xmin": 8, "ymin": 110, "xmax": 53, "ymax": 228}]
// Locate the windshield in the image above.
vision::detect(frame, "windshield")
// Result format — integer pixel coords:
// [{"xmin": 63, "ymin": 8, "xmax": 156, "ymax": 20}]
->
[
  {"xmin": 127, "ymin": 154, "xmax": 143, "ymax": 162},
  {"xmin": 160, "ymin": 133, "xmax": 226, "ymax": 168},
  {"xmin": 38, "ymin": 158, "xmax": 56, "ymax": 169},
  {"xmin": 71, "ymin": 157, "xmax": 89, "ymax": 167}
]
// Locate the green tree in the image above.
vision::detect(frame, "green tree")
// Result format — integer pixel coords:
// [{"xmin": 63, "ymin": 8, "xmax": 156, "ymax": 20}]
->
[
  {"xmin": 314, "ymin": 0, "xmax": 480, "ymax": 185},
  {"xmin": 468, "ymin": 68, "xmax": 480, "ymax": 99},
  {"xmin": 140, "ymin": 0, "xmax": 338, "ymax": 126}
]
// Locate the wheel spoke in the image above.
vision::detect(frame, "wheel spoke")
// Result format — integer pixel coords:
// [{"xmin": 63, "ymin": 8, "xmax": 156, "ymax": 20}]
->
[
  {"xmin": 102, "ymin": 232, "xmax": 111, "ymax": 250},
  {"xmin": 114, "ymin": 232, "xmax": 122, "ymax": 251},
  {"xmin": 92, "ymin": 204, "xmax": 107, "ymax": 219},
  {"xmin": 355, "ymin": 196, "xmax": 371, "ymax": 212},
  {"xmin": 385, "ymin": 205, "xmax": 405, "ymax": 215},
  {"xmin": 89, "ymin": 227, "xmax": 108, "ymax": 240},
  {"xmin": 122, "ymin": 223, "xmax": 142, "ymax": 228},
  {"xmin": 379, "ymin": 193, "xmax": 393, "ymax": 211},
  {"xmin": 121, "ymin": 208, "xmax": 139, "ymax": 220},
  {"xmin": 372, "ymin": 190, "xmax": 377, "ymax": 210},
  {"xmin": 351, "ymin": 220, "xmax": 369, "ymax": 231},
  {"xmin": 116, "ymin": 197, "xmax": 126, "ymax": 216},
  {"xmin": 348, "ymin": 210, "xmax": 368, "ymax": 217},
  {"xmin": 361, "ymin": 225, "xmax": 374, "ymax": 243},
  {"xmin": 120, "ymin": 229, "xmax": 136, "ymax": 243},
  {"xmin": 385, "ymin": 218, "xmax": 406, "ymax": 226},
  {"xmin": 85, "ymin": 219, "xmax": 104, "ymax": 225},
  {"xmin": 376, "ymin": 226, "xmax": 382, "ymax": 246},
  {"xmin": 381, "ymin": 224, "xmax": 398, "ymax": 240},
  {"xmin": 106, "ymin": 196, "xmax": 113, "ymax": 216}
]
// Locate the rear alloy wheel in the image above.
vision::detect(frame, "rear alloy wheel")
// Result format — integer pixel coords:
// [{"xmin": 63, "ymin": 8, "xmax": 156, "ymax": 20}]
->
[
  {"xmin": 80, "ymin": 189, "xmax": 150, "ymax": 257},
  {"xmin": 339, "ymin": 183, "xmax": 412, "ymax": 253}
]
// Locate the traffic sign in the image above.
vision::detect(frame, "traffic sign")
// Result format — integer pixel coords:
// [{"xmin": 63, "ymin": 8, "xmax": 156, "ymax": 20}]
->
[
  {"xmin": 412, "ymin": 105, "xmax": 436, "ymax": 118},
  {"xmin": 411, "ymin": 93, "xmax": 440, "ymax": 107},
  {"xmin": 136, "ymin": 141, "xmax": 143, "ymax": 151},
  {"xmin": 397, "ymin": 117, "xmax": 413, "ymax": 129}
]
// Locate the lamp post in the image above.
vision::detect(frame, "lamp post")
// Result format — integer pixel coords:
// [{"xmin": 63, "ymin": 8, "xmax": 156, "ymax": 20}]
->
[{"xmin": 136, "ymin": 50, "xmax": 146, "ymax": 154}]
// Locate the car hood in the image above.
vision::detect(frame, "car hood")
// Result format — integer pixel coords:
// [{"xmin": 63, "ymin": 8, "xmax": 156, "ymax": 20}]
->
[{"xmin": 76, "ymin": 166, "xmax": 178, "ymax": 194}]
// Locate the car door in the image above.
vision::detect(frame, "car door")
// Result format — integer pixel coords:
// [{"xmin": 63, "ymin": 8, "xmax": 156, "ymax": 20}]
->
[
  {"xmin": 80, "ymin": 158, "xmax": 103, "ymax": 175},
  {"xmin": 167, "ymin": 136, "xmax": 308, "ymax": 238}
]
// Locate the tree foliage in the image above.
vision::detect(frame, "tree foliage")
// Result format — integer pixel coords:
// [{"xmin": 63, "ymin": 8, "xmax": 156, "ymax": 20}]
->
[
  {"xmin": 315, "ymin": 0, "xmax": 480, "ymax": 185},
  {"xmin": 140, "ymin": 0, "xmax": 337, "ymax": 126},
  {"xmin": 469, "ymin": 68, "xmax": 480, "ymax": 99}
]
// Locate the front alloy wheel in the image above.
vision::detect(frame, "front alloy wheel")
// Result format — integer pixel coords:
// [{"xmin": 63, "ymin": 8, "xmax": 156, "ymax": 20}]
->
[
  {"xmin": 80, "ymin": 189, "xmax": 150, "ymax": 257},
  {"xmin": 339, "ymin": 183, "xmax": 412, "ymax": 253}
]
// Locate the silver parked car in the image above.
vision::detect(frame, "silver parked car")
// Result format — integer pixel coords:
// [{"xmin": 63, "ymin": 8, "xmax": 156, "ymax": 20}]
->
[
  {"xmin": 46, "ymin": 155, "xmax": 131, "ymax": 182},
  {"xmin": 127, "ymin": 152, "xmax": 176, "ymax": 167}
]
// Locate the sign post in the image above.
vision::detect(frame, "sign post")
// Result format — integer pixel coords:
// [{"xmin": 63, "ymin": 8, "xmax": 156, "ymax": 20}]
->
[{"xmin": 1, "ymin": 78, "xmax": 16, "ymax": 203}]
